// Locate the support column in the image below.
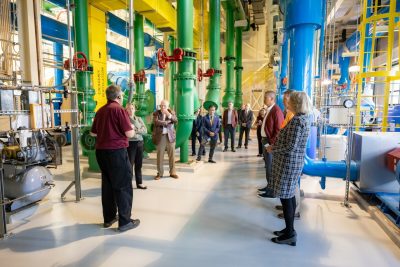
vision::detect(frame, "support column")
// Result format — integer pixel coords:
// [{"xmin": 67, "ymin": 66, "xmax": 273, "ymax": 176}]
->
[
  {"xmin": 204, "ymin": 0, "xmax": 221, "ymax": 111},
  {"xmin": 234, "ymin": 27, "xmax": 243, "ymax": 109},
  {"xmin": 222, "ymin": 4, "xmax": 235, "ymax": 108},
  {"xmin": 277, "ymin": 32, "xmax": 288, "ymax": 110},
  {"xmin": 175, "ymin": 0, "xmax": 196, "ymax": 163}
]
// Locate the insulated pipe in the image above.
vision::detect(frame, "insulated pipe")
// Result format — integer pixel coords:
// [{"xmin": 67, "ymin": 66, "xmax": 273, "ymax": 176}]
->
[
  {"xmin": 168, "ymin": 35, "xmax": 176, "ymax": 110},
  {"xmin": 73, "ymin": 0, "xmax": 96, "ymax": 124},
  {"xmin": 277, "ymin": 32, "xmax": 289, "ymax": 110},
  {"xmin": 133, "ymin": 13, "xmax": 147, "ymax": 117},
  {"xmin": 285, "ymin": 0, "xmax": 323, "ymax": 98},
  {"xmin": 175, "ymin": 0, "xmax": 196, "ymax": 163},
  {"xmin": 53, "ymin": 42, "xmax": 63, "ymax": 126},
  {"xmin": 127, "ymin": 0, "xmax": 135, "ymax": 104},
  {"xmin": 234, "ymin": 27, "xmax": 243, "ymax": 109},
  {"xmin": 222, "ymin": 4, "xmax": 235, "ymax": 108},
  {"xmin": 204, "ymin": 0, "xmax": 221, "ymax": 111}
]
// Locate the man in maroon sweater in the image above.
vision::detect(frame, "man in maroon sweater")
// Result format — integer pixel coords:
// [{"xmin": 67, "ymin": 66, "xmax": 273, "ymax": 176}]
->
[
  {"xmin": 91, "ymin": 85, "xmax": 140, "ymax": 232},
  {"xmin": 258, "ymin": 91, "xmax": 284, "ymax": 198}
]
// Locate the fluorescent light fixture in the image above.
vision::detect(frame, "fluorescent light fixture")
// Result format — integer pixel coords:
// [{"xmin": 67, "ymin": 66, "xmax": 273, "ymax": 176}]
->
[
  {"xmin": 342, "ymin": 51, "xmax": 359, "ymax": 57},
  {"xmin": 322, "ymin": 79, "xmax": 331, "ymax": 85},
  {"xmin": 349, "ymin": 65, "xmax": 360, "ymax": 72}
]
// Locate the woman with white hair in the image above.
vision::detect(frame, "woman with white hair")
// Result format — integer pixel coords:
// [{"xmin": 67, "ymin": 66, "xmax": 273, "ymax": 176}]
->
[{"xmin": 266, "ymin": 91, "xmax": 312, "ymax": 246}]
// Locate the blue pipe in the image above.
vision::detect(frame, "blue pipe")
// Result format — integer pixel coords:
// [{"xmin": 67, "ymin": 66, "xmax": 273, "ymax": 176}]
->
[
  {"xmin": 53, "ymin": 42, "xmax": 63, "ymax": 126},
  {"xmin": 303, "ymin": 155, "xmax": 358, "ymax": 189},
  {"xmin": 277, "ymin": 32, "xmax": 289, "ymax": 110},
  {"xmin": 317, "ymin": 0, "xmax": 326, "ymax": 78}
]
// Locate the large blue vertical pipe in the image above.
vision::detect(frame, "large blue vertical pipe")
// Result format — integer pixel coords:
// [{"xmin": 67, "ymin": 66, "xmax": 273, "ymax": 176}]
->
[
  {"xmin": 53, "ymin": 42, "xmax": 63, "ymax": 126},
  {"xmin": 277, "ymin": 32, "xmax": 289, "ymax": 110},
  {"xmin": 285, "ymin": 0, "xmax": 323, "ymax": 97}
]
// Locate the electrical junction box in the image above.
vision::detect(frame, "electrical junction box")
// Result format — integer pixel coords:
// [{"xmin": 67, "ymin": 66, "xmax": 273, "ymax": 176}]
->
[
  {"xmin": 352, "ymin": 132, "xmax": 400, "ymax": 193},
  {"xmin": 386, "ymin": 148, "xmax": 400, "ymax": 173}
]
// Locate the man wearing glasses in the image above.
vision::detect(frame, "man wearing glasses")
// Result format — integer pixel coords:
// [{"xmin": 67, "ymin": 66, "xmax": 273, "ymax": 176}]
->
[
  {"xmin": 152, "ymin": 100, "xmax": 179, "ymax": 180},
  {"xmin": 91, "ymin": 85, "xmax": 140, "ymax": 232}
]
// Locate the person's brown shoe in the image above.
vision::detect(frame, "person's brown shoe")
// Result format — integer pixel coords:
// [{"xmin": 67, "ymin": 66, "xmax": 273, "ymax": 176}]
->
[
  {"xmin": 154, "ymin": 175, "xmax": 161, "ymax": 180},
  {"xmin": 170, "ymin": 174, "xmax": 179, "ymax": 179}
]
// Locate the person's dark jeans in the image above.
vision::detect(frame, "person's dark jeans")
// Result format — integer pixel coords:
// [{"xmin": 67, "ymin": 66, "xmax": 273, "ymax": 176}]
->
[
  {"xmin": 262, "ymin": 137, "xmax": 273, "ymax": 186},
  {"xmin": 224, "ymin": 124, "xmax": 235, "ymax": 150},
  {"xmin": 127, "ymin": 141, "xmax": 144, "ymax": 186},
  {"xmin": 257, "ymin": 127, "xmax": 263, "ymax": 155},
  {"xmin": 238, "ymin": 126, "xmax": 250, "ymax": 147},
  {"xmin": 280, "ymin": 196, "xmax": 296, "ymax": 236},
  {"xmin": 96, "ymin": 148, "xmax": 133, "ymax": 227},
  {"xmin": 198, "ymin": 138, "xmax": 217, "ymax": 160},
  {"xmin": 191, "ymin": 133, "xmax": 203, "ymax": 155}
]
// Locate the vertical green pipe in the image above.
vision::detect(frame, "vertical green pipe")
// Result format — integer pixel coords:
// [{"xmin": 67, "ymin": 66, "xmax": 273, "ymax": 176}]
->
[
  {"xmin": 222, "ymin": 4, "xmax": 235, "ymax": 108},
  {"xmin": 133, "ymin": 13, "xmax": 147, "ymax": 117},
  {"xmin": 168, "ymin": 35, "xmax": 176, "ymax": 110},
  {"xmin": 234, "ymin": 27, "xmax": 243, "ymax": 109},
  {"xmin": 73, "ymin": 0, "xmax": 96, "ymax": 124},
  {"xmin": 204, "ymin": 0, "xmax": 221, "ymax": 112},
  {"xmin": 175, "ymin": 0, "xmax": 196, "ymax": 163}
]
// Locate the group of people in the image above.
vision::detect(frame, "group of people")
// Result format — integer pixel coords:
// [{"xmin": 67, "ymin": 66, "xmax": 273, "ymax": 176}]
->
[
  {"xmin": 255, "ymin": 89, "xmax": 312, "ymax": 246},
  {"xmin": 90, "ymin": 84, "xmax": 312, "ymax": 245}
]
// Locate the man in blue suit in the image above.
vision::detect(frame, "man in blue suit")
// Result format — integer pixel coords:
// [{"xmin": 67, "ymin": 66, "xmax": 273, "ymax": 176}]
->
[
  {"xmin": 191, "ymin": 108, "xmax": 205, "ymax": 156},
  {"xmin": 197, "ymin": 104, "xmax": 220, "ymax": 163}
]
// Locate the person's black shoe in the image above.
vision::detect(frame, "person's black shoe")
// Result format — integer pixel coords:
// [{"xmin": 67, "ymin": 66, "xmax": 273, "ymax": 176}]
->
[
  {"xmin": 196, "ymin": 157, "xmax": 201, "ymax": 161},
  {"xmin": 103, "ymin": 216, "xmax": 118, "ymax": 228},
  {"xmin": 258, "ymin": 192, "xmax": 275, "ymax": 198},
  {"xmin": 245, "ymin": 146, "xmax": 248, "ymax": 149},
  {"xmin": 137, "ymin": 184, "xmax": 147, "ymax": 190},
  {"xmin": 208, "ymin": 159, "xmax": 216, "ymax": 163},
  {"xmin": 118, "ymin": 219, "xmax": 140, "ymax": 232},
  {"xmin": 237, "ymin": 146, "xmax": 241, "ymax": 149},
  {"xmin": 257, "ymin": 154, "xmax": 262, "ymax": 157},
  {"xmin": 202, "ymin": 152, "xmax": 206, "ymax": 156},
  {"xmin": 258, "ymin": 186, "xmax": 268, "ymax": 192},
  {"xmin": 273, "ymin": 229, "xmax": 297, "ymax": 237},
  {"xmin": 191, "ymin": 153, "xmax": 196, "ymax": 156},
  {"xmin": 223, "ymin": 148, "xmax": 228, "ymax": 152},
  {"xmin": 231, "ymin": 149, "xmax": 236, "ymax": 152},
  {"xmin": 278, "ymin": 212, "xmax": 301, "ymax": 220},
  {"xmin": 271, "ymin": 233, "xmax": 297, "ymax": 246},
  {"xmin": 275, "ymin": 205, "xmax": 283, "ymax": 211}
]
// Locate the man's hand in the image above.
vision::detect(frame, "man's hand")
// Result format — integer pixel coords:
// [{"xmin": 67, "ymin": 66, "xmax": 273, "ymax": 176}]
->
[
  {"xmin": 266, "ymin": 145, "xmax": 273, "ymax": 153},
  {"xmin": 196, "ymin": 132, "xmax": 200, "ymax": 137},
  {"xmin": 242, "ymin": 123, "xmax": 246, "ymax": 127},
  {"xmin": 209, "ymin": 132, "xmax": 215, "ymax": 137}
]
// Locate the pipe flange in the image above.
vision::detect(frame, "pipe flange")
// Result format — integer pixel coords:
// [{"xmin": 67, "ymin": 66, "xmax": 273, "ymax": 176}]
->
[
  {"xmin": 183, "ymin": 49, "xmax": 197, "ymax": 58},
  {"xmin": 174, "ymin": 73, "xmax": 197, "ymax": 81},
  {"xmin": 206, "ymin": 85, "xmax": 221, "ymax": 90},
  {"xmin": 214, "ymin": 69, "xmax": 222, "ymax": 75},
  {"xmin": 234, "ymin": 66, "xmax": 244, "ymax": 70},
  {"xmin": 224, "ymin": 56, "xmax": 236, "ymax": 61},
  {"xmin": 177, "ymin": 114, "xmax": 196, "ymax": 121}
]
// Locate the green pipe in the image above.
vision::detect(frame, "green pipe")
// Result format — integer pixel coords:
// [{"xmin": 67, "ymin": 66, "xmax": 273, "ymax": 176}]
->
[
  {"xmin": 234, "ymin": 27, "xmax": 243, "ymax": 109},
  {"xmin": 175, "ymin": 0, "xmax": 196, "ymax": 163},
  {"xmin": 168, "ymin": 35, "xmax": 176, "ymax": 110},
  {"xmin": 222, "ymin": 4, "xmax": 235, "ymax": 108},
  {"xmin": 133, "ymin": 13, "xmax": 148, "ymax": 117},
  {"xmin": 74, "ymin": 0, "xmax": 96, "ymax": 124},
  {"xmin": 204, "ymin": 0, "xmax": 221, "ymax": 112}
]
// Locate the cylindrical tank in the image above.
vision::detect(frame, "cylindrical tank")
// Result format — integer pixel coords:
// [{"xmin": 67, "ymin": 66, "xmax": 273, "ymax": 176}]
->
[{"xmin": 4, "ymin": 166, "xmax": 53, "ymax": 204}]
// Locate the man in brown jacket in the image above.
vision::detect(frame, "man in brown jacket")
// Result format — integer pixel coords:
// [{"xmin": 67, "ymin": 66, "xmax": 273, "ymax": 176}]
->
[
  {"xmin": 152, "ymin": 100, "xmax": 178, "ymax": 180},
  {"xmin": 222, "ymin": 101, "xmax": 238, "ymax": 152}
]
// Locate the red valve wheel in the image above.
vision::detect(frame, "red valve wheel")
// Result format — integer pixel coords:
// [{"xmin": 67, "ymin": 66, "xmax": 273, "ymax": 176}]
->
[
  {"xmin": 198, "ymin": 68, "xmax": 203, "ymax": 82},
  {"xmin": 282, "ymin": 77, "xmax": 288, "ymax": 86},
  {"xmin": 157, "ymin": 48, "xmax": 168, "ymax": 69}
]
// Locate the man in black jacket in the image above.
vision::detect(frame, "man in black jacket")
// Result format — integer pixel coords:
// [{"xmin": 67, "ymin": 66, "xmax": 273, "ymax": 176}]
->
[
  {"xmin": 191, "ymin": 108, "xmax": 205, "ymax": 156},
  {"xmin": 238, "ymin": 103, "xmax": 253, "ymax": 149}
]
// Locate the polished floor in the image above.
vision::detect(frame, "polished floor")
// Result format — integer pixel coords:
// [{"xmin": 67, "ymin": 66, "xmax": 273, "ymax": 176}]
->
[{"xmin": 0, "ymin": 136, "xmax": 400, "ymax": 267}]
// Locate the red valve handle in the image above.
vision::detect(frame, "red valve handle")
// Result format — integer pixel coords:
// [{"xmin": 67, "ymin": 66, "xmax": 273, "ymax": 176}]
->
[
  {"xmin": 134, "ymin": 69, "xmax": 147, "ymax": 83},
  {"xmin": 197, "ymin": 68, "xmax": 215, "ymax": 82},
  {"xmin": 63, "ymin": 51, "xmax": 88, "ymax": 71},
  {"xmin": 157, "ymin": 48, "xmax": 184, "ymax": 69},
  {"xmin": 198, "ymin": 68, "xmax": 203, "ymax": 82}
]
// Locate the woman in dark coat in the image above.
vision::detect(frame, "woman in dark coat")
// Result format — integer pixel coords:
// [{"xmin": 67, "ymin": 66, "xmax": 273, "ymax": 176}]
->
[
  {"xmin": 266, "ymin": 91, "xmax": 312, "ymax": 246},
  {"xmin": 256, "ymin": 108, "xmax": 266, "ymax": 157}
]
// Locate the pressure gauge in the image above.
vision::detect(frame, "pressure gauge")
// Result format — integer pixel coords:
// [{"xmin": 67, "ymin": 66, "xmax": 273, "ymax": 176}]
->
[{"xmin": 343, "ymin": 99, "xmax": 354, "ymax": 109}]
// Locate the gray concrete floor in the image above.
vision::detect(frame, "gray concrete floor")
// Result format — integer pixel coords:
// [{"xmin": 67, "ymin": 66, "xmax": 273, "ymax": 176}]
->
[{"xmin": 0, "ymin": 134, "xmax": 399, "ymax": 267}]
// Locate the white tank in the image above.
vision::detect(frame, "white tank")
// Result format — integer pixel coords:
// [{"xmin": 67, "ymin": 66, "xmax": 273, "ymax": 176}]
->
[{"xmin": 319, "ymin": 135, "xmax": 347, "ymax": 161}]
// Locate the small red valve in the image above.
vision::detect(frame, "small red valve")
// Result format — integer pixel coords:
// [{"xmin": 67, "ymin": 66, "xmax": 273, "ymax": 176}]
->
[
  {"xmin": 63, "ymin": 52, "xmax": 88, "ymax": 71},
  {"xmin": 157, "ymin": 48, "xmax": 184, "ymax": 69},
  {"xmin": 197, "ymin": 68, "xmax": 215, "ymax": 82},
  {"xmin": 281, "ymin": 77, "xmax": 288, "ymax": 86},
  {"xmin": 134, "ymin": 69, "xmax": 147, "ymax": 83}
]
